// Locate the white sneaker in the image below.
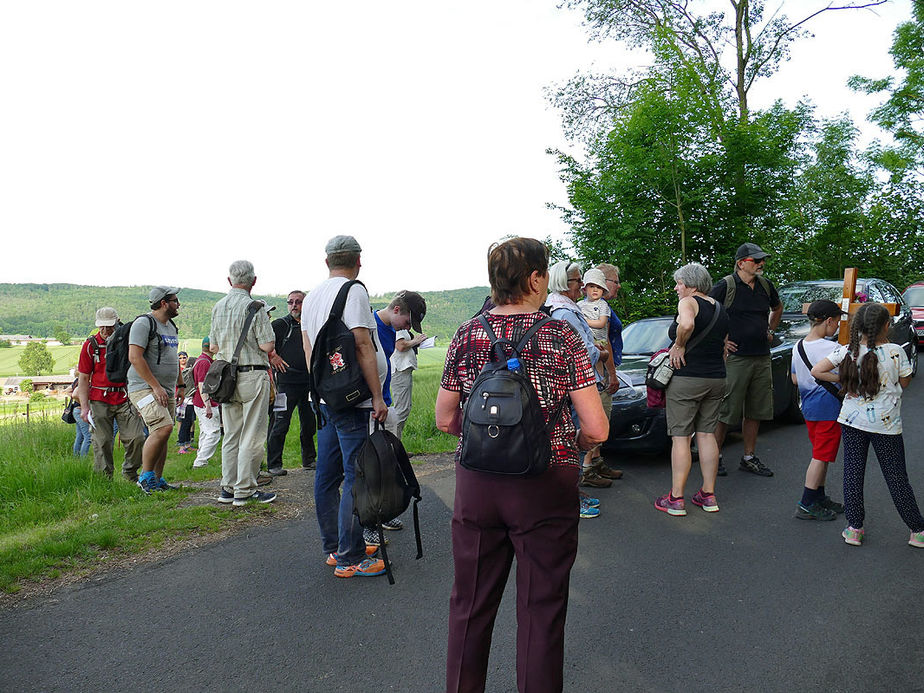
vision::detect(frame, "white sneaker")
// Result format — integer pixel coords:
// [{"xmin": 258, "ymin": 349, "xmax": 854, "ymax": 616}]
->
[{"xmin": 192, "ymin": 461, "xmax": 208, "ymax": 468}]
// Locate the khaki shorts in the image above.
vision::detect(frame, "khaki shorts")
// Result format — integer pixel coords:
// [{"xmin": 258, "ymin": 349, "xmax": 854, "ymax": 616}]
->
[
  {"xmin": 128, "ymin": 388, "xmax": 176, "ymax": 432},
  {"xmin": 666, "ymin": 377, "xmax": 726, "ymax": 436},
  {"xmin": 598, "ymin": 387, "xmax": 612, "ymax": 419},
  {"xmin": 719, "ymin": 354, "xmax": 774, "ymax": 424}
]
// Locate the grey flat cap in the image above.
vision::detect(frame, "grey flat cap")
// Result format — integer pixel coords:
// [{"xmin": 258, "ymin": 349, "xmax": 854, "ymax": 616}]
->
[
  {"xmin": 325, "ymin": 235, "xmax": 362, "ymax": 255},
  {"xmin": 149, "ymin": 286, "xmax": 180, "ymax": 304}
]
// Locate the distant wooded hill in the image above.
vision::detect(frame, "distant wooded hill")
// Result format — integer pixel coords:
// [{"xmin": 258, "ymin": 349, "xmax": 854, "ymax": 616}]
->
[{"xmin": 0, "ymin": 283, "xmax": 490, "ymax": 343}]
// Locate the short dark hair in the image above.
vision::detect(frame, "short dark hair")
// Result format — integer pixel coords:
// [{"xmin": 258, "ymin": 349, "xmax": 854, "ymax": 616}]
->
[
  {"xmin": 487, "ymin": 237, "xmax": 549, "ymax": 306},
  {"xmin": 327, "ymin": 251, "xmax": 360, "ymax": 269}
]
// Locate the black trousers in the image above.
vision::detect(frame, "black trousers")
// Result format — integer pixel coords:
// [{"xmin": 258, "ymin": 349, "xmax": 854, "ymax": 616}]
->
[{"xmin": 266, "ymin": 381, "xmax": 316, "ymax": 470}]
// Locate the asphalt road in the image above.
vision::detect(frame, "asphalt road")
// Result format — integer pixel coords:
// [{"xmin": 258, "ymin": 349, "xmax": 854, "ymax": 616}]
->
[{"xmin": 2, "ymin": 384, "xmax": 924, "ymax": 693}]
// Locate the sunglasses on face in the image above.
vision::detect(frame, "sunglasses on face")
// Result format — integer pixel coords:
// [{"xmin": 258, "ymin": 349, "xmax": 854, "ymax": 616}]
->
[{"xmin": 287, "ymin": 299, "xmax": 303, "ymax": 305}]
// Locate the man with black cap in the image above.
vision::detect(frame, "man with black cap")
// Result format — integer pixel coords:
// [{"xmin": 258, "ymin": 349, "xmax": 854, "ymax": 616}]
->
[
  {"xmin": 76, "ymin": 306, "xmax": 145, "ymax": 481},
  {"xmin": 301, "ymin": 235, "xmax": 388, "ymax": 578},
  {"xmin": 377, "ymin": 290, "xmax": 426, "ymax": 440},
  {"xmin": 127, "ymin": 286, "xmax": 184, "ymax": 493},
  {"xmin": 709, "ymin": 243, "xmax": 783, "ymax": 477}
]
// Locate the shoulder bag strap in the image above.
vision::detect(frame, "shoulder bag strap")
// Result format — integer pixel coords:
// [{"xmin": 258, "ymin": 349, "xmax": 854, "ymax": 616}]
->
[
  {"xmin": 797, "ymin": 339, "xmax": 842, "ymax": 399},
  {"xmin": 330, "ymin": 279, "xmax": 366, "ymax": 320},
  {"xmin": 230, "ymin": 301, "xmax": 263, "ymax": 367}
]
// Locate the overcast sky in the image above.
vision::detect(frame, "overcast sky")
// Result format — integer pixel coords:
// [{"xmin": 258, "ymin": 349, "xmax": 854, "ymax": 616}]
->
[{"xmin": 0, "ymin": 1, "xmax": 911, "ymax": 298}]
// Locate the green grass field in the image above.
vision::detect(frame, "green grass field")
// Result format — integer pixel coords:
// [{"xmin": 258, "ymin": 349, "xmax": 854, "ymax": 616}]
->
[
  {"xmin": 0, "ymin": 339, "xmax": 206, "ymax": 377},
  {"xmin": 0, "ymin": 346, "xmax": 455, "ymax": 592}
]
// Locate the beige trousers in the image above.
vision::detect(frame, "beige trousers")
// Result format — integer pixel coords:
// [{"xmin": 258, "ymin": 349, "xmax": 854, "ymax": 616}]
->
[{"xmin": 220, "ymin": 370, "xmax": 270, "ymax": 498}]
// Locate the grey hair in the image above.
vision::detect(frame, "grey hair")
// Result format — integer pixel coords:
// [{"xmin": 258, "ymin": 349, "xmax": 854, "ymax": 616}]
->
[
  {"xmin": 673, "ymin": 262, "xmax": 713, "ymax": 294},
  {"xmin": 548, "ymin": 260, "xmax": 582, "ymax": 293},
  {"xmin": 229, "ymin": 260, "xmax": 256, "ymax": 286}
]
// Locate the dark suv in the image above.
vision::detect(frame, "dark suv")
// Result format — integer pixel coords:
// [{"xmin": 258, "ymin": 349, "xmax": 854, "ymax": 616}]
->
[{"xmin": 777, "ymin": 278, "xmax": 918, "ymax": 376}]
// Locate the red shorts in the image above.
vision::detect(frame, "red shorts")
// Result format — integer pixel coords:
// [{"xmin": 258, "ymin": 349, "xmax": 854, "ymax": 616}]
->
[{"xmin": 805, "ymin": 420, "xmax": 842, "ymax": 463}]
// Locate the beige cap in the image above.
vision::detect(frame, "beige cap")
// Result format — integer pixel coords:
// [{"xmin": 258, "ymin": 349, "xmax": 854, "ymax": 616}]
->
[{"xmin": 95, "ymin": 307, "xmax": 119, "ymax": 327}]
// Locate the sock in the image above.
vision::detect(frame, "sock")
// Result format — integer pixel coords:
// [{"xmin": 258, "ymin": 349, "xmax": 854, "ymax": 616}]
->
[
  {"xmin": 743, "ymin": 454, "xmax": 755, "ymax": 461},
  {"xmin": 818, "ymin": 485, "xmax": 827, "ymax": 500},
  {"xmin": 801, "ymin": 487, "xmax": 819, "ymax": 508}
]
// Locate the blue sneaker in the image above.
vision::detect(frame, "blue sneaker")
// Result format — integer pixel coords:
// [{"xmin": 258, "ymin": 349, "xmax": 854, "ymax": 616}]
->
[
  {"xmin": 232, "ymin": 490, "xmax": 277, "ymax": 507},
  {"xmin": 137, "ymin": 476, "xmax": 158, "ymax": 495},
  {"xmin": 580, "ymin": 498, "xmax": 600, "ymax": 518},
  {"xmin": 157, "ymin": 478, "xmax": 179, "ymax": 491},
  {"xmin": 217, "ymin": 489, "xmax": 234, "ymax": 504},
  {"xmin": 580, "ymin": 495, "xmax": 600, "ymax": 508}
]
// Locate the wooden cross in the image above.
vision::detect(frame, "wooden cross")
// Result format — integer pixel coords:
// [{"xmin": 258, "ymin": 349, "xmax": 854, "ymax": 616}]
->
[{"xmin": 803, "ymin": 268, "xmax": 898, "ymax": 344}]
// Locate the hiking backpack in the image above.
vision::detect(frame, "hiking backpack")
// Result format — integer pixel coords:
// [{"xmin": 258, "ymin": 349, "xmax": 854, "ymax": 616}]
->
[
  {"xmin": 353, "ymin": 421, "xmax": 422, "ymax": 585},
  {"xmin": 105, "ymin": 315, "xmax": 178, "ymax": 383},
  {"xmin": 458, "ymin": 314, "xmax": 565, "ymax": 477},
  {"xmin": 308, "ymin": 280, "xmax": 372, "ymax": 420},
  {"xmin": 723, "ymin": 274, "xmax": 772, "ymax": 309}
]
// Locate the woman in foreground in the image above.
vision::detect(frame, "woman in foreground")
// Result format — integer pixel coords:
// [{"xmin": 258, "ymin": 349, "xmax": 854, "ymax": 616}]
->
[{"xmin": 436, "ymin": 237, "xmax": 608, "ymax": 693}]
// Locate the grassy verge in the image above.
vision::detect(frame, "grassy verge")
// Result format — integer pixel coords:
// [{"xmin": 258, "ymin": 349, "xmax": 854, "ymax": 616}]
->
[{"xmin": 0, "ymin": 349, "xmax": 456, "ymax": 593}]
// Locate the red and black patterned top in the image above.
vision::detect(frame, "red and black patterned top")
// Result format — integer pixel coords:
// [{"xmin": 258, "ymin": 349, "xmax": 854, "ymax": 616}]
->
[{"xmin": 441, "ymin": 312, "xmax": 597, "ymax": 468}]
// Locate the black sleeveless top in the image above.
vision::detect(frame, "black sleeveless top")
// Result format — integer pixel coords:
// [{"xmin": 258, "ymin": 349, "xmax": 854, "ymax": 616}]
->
[{"xmin": 667, "ymin": 296, "xmax": 728, "ymax": 379}]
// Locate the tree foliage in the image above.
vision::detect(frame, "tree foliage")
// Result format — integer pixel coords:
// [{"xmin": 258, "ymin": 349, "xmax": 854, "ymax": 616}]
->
[
  {"xmin": 551, "ymin": 0, "xmax": 920, "ymax": 316},
  {"xmin": 18, "ymin": 342, "xmax": 54, "ymax": 376},
  {"xmin": 53, "ymin": 325, "xmax": 71, "ymax": 346}
]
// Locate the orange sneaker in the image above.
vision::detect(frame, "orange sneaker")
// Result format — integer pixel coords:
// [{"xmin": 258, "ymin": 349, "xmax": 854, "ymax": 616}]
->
[
  {"xmin": 334, "ymin": 557, "xmax": 386, "ymax": 578},
  {"xmin": 325, "ymin": 546, "xmax": 377, "ymax": 566}
]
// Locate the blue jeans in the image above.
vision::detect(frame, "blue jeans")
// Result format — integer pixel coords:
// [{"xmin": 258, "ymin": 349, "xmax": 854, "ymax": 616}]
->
[
  {"xmin": 73, "ymin": 406, "xmax": 91, "ymax": 456},
  {"xmin": 315, "ymin": 404, "xmax": 370, "ymax": 566}
]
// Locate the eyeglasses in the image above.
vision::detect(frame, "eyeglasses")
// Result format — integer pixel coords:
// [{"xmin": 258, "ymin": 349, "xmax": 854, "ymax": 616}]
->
[
  {"xmin": 567, "ymin": 278, "xmax": 582, "ymax": 285},
  {"xmin": 167, "ymin": 297, "xmax": 180, "ymax": 304},
  {"xmin": 744, "ymin": 258, "xmax": 765, "ymax": 265},
  {"xmin": 287, "ymin": 299, "xmax": 303, "ymax": 305}
]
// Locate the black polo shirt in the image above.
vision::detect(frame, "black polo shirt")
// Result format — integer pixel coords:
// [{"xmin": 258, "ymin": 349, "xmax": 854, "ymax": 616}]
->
[
  {"xmin": 272, "ymin": 314, "xmax": 309, "ymax": 386},
  {"xmin": 709, "ymin": 273, "xmax": 780, "ymax": 356}
]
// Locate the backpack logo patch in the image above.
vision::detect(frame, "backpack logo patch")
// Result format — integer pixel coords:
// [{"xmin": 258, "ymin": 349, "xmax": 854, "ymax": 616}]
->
[{"xmin": 328, "ymin": 348, "xmax": 346, "ymax": 373}]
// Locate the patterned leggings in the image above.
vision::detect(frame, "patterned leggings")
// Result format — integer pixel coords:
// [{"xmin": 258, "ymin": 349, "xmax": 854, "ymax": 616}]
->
[{"xmin": 842, "ymin": 425, "xmax": 924, "ymax": 532}]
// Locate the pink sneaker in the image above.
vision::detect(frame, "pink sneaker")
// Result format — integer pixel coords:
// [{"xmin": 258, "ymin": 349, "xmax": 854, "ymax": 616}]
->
[
  {"xmin": 691, "ymin": 489, "xmax": 719, "ymax": 512},
  {"xmin": 909, "ymin": 531, "xmax": 924, "ymax": 548},
  {"xmin": 842, "ymin": 526, "xmax": 865, "ymax": 546},
  {"xmin": 654, "ymin": 493, "xmax": 686, "ymax": 516}
]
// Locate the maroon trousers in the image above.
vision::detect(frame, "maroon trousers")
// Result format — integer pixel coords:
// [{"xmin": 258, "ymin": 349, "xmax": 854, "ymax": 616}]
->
[{"xmin": 445, "ymin": 464, "xmax": 580, "ymax": 693}]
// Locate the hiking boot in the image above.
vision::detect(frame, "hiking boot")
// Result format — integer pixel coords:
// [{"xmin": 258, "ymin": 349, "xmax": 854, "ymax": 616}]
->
[
  {"xmin": 217, "ymin": 489, "xmax": 234, "ymax": 504},
  {"xmin": 654, "ymin": 493, "xmax": 686, "ymax": 516},
  {"xmin": 795, "ymin": 502, "xmax": 836, "ymax": 521},
  {"xmin": 327, "ymin": 545, "xmax": 378, "ymax": 566},
  {"xmin": 579, "ymin": 499, "xmax": 600, "ymax": 518},
  {"xmin": 580, "ymin": 470, "xmax": 612, "ymax": 488},
  {"xmin": 909, "ymin": 531, "xmax": 924, "ymax": 548},
  {"xmin": 739, "ymin": 456, "xmax": 773, "ymax": 477},
  {"xmin": 592, "ymin": 458, "xmax": 623, "ymax": 480},
  {"xmin": 267, "ymin": 467, "xmax": 287, "ymax": 477},
  {"xmin": 691, "ymin": 489, "xmax": 719, "ymax": 512},
  {"xmin": 364, "ymin": 527, "xmax": 388, "ymax": 546},
  {"xmin": 137, "ymin": 476, "xmax": 158, "ymax": 495},
  {"xmin": 819, "ymin": 496, "xmax": 844, "ymax": 514},
  {"xmin": 232, "ymin": 490, "xmax": 277, "ymax": 507},
  {"xmin": 334, "ymin": 557, "xmax": 387, "ymax": 578},
  {"xmin": 256, "ymin": 472, "xmax": 273, "ymax": 486},
  {"xmin": 842, "ymin": 526, "xmax": 865, "ymax": 546},
  {"xmin": 382, "ymin": 518, "xmax": 403, "ymax": 531}
]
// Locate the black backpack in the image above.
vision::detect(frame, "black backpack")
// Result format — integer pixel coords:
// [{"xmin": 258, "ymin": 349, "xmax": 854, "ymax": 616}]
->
[
  {"xmin": 459, "ymin": 315, "xmax": 565, "ymax": 477},
  {"xmin": 105, "ymin": 315, "xmax": 178, "ymax": 384},
  {"xmin": 309, "ymin": 280, "xmax": 372, "ymax": 421},
  {"xmin": 353, "ymin": 421, "xmax": 422, "ymax": 585}
]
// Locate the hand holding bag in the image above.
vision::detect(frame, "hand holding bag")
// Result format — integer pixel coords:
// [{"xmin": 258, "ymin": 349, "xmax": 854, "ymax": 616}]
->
[
  {"xmin": 61, "ymin": 398, "xmax": 77, "ymax": 424},
  {"xmin": 645, "ymin": 300, "xmax": 723, "ymax": 395}
]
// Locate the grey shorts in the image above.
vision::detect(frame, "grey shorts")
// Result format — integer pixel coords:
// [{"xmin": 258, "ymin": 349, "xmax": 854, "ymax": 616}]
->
[
  {"xmin": 719, "ymin": 354, "xmax": 774, "ymax": 424},
  {"xmin": 666, "ymin": 377, "xmax": 726, "ymax": 437}
]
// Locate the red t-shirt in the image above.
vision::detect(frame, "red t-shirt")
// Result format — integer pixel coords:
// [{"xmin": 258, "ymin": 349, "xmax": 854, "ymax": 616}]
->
[
  {"xmin": 192, "ymin": 352, "xmax": 217, "ymax": 408},
  {"xmin": 77, "ymin": 333, "xmax": 127, "ymax": 405}
]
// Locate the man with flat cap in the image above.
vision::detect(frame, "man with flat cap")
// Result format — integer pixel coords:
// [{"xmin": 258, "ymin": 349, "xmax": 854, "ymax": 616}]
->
[
  {"xmin": 301, "ymin": 235, "xmax": 388, "ymax": 578},
  {"xmin": 76, "ymin": 307, "xmax": 145, "ymax": 481},
  {"xmin": 709, "ymin": 242, "xmax": 783, "ymax": 477},
  {"xmin": 127, "ymin": 286, "xmax": 184, "ymax": 494}
]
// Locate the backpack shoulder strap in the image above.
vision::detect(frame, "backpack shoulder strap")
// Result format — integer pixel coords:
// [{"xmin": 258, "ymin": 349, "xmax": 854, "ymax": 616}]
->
[
  {"xmin": 723, "ymin": 275, "xmax": 735, "ymax": 309},
  {"xmin": 513, "ymin": 315, "xmax": 552, "ymax": 355},
  {"xmin": 756, "ymin": 275, "xmax": 771, "ymax": 297},
  {"xmin": 330, "ymin": 280, "xmax": 366, "ymax": 321},
  {"xmin": 797, "ymin": 339, "xmax": 842, "ymax": 399},
  {"xmin": 477, "ymin": 314, "xmax": 513, "ymax": 364},
  {"xmin": 143, "ymin": 314, "xmax": 163, "ymax": 365}
]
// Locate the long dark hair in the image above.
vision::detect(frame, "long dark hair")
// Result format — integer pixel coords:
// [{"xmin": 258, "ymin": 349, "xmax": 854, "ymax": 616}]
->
[{"xmin": 839, "ymin": 303, "xmax": 890, "ymax": 399}]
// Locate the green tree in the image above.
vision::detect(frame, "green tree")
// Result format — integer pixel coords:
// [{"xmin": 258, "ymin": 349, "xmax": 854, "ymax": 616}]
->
[
  {"xmin": 0, "ymin": 339, "xmax": 11, "ymax": 348},
  {"xmin": 849, "ymin": 1, "xmax": 924, "ymax": 178},
  {"xmin": 20, "ymin": 378, "xmax": 33, "ymax": 393},
  {"xmin": 18, "ymin": 342, "xmax": 55, "ymax": 376},
  {"xmin": 53, "ymin": 325, "xmax": 71, "ymax": 346}
]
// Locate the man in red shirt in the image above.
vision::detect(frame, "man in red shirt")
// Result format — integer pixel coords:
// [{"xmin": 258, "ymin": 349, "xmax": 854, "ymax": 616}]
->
[
  {"xmin": 76, "ymin": 307, "xmax": 145, "ymax": 481},
  {"xmin": 191, "ymin": 337, "xmax": 221, "ymax": 468}
]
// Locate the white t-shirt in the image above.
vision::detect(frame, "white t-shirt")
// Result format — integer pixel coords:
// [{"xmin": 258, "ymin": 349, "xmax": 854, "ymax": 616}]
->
[
  {"xmin": 391, "ymin": 329, "xmax": 417, "ymax": 372},
  {"xmin": 302, "ymin": 277, "xmax": 387, "ymax": 408},
  {"xmin": 577, "ymin": 297, "xmax": 609, "ymax": 342},
  {"xmin": 827, "ymin": 342, "xmax": 911, "ymax": 434}
]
